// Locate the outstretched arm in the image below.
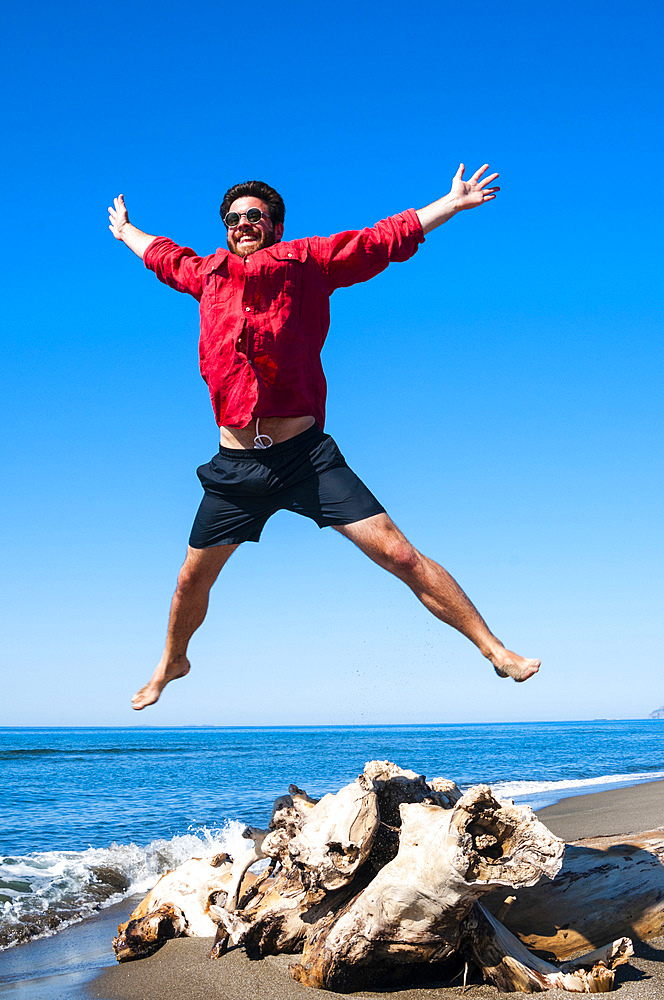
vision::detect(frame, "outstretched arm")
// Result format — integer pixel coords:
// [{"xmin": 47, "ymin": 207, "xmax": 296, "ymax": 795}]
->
[
  {"xmin": 416, "ymin": 164, "xmax": 500, "ymax": 234},
  {"xmin": 108, "ymin": 194, "xmax": 157, "ymax": 259}
]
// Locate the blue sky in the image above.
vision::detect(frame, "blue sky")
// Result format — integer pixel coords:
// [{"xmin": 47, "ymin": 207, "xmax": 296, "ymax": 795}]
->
[{"xmin": 1, "ymin": 0, "xmax": 662, "ymax": 726}]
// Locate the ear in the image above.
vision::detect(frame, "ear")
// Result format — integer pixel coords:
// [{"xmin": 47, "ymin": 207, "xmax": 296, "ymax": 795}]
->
[{"xmin": 274, "ymin": 222, "xmax": 284, "ymax": 243}]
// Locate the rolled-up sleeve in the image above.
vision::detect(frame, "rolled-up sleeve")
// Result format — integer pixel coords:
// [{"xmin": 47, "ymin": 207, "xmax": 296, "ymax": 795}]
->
[
  {"xmin": 311, "ymin": 209, "xmax": 425, "ymax": 293},
  {"xmin": 143, "ymin": 237, "xmax": 213, "ymax": 301}
]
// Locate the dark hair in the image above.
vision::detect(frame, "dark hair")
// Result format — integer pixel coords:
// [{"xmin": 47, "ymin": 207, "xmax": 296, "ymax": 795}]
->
[{"xmin": 219, "ymin": 180, "xmax": 285, "ymax": 226}]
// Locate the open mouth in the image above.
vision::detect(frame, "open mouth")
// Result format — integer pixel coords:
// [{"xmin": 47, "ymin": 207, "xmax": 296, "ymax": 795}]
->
[{"xmin": 237, "ymin": 230, "xmax": 259, "ymax": 243}]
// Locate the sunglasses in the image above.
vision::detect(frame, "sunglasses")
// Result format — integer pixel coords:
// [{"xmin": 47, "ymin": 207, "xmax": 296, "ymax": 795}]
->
[{"xmin": 223, "ymin": 208, "xmax": 270, "ymax": 228}]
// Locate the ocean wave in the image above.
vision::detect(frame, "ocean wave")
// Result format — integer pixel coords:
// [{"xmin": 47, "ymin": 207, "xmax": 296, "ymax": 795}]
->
[
  {"xmin": 0, "ymin": 746, "xmax": 196, "ymax": 759},
  {"xmin": 0, "ymin": 820, "xmax": 252, "ymax": 950},
  {"xmin": 485, "ymin": 770, "xmax": 664, "ymax": 807}
]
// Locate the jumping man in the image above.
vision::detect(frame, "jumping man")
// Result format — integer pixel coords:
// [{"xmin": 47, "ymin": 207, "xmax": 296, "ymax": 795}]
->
[{"xmin": 108, "ymin": 164, "xmax": 540, "ymax": 710}]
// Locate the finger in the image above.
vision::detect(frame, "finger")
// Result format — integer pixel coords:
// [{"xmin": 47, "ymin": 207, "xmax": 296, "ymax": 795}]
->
[
  {"xmin": 478, "ymin": 172, "xmax": 499, "ymax": 188},
  {"xmin": 470, "ymin": 164, "xmax": 489, "ymax": 182},
  {"xmin": 455, "ymin": 163, "xmax": 465, "ymax": 179}
]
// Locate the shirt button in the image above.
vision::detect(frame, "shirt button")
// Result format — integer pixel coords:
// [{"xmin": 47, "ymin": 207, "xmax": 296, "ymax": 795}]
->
[
  {"xmin": 287, "ymin": 252, "xmax": 292, "ymax": 257},
  {"xmin": 245, "ymin": 306, "xmax": 251, "ymax": 312}
]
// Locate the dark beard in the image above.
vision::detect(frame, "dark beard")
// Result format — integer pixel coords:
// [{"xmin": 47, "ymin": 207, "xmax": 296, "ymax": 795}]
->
[{"xmin": 228, "ymin": 225, "xmax": 277, "ymax": 257}]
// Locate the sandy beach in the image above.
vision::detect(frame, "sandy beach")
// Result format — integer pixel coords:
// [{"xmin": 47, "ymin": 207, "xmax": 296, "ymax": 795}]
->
[{"xmin": 2, "ymin": 781, "xmax": 663, "ymax": 1000}]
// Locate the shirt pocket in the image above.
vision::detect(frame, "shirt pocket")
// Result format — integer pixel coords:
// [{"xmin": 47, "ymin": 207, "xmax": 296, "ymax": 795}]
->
[
  {"xmin": 201, "ymin": 259, "xmax": 231, "ymax": 306},
  {"xmin": 261, "ymin": 243, "xmax": 309, "ymax": 296}
]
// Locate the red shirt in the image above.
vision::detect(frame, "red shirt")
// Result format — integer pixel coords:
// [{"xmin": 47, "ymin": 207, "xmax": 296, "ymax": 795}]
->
[{"xmin": 144, "ymin": 209, "xmax": 424, "ymax": 429}]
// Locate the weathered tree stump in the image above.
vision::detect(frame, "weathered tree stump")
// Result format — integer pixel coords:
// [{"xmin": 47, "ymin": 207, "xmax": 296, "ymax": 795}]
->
[{"xmin": 113, "ymin": 761, "xmax": 635, "ymax": 992}]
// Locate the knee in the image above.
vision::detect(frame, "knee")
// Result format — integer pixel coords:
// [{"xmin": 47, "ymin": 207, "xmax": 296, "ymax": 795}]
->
[
  {"xmin": 382, "ymin": 541, "xmax": 421, "ymax": 579},
  {"xmin": 175, "ymin": 560, "xmax": 208, "ymax": 595}
]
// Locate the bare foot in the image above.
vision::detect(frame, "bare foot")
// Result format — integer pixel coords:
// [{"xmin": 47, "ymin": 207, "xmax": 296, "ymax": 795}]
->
[
  {"xmin": 132, "ymin": 655, "xmax": 191, "ymax": 710},
  {"xmin": 490, "ymin": 650, "xmax": 541, "ymax": 683}
]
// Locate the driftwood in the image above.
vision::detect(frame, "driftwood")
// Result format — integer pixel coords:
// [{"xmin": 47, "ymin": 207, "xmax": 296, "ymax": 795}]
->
[
  {"xmin": 113, "ymin": 761, "xmax": 635, "ymax": 992},
  {"xmin": 485, "ymin": 829, "xmax": 664, "ymax": 959},
  {"xmin": 113, "ymin": 852, "xmax": 238, "ymax": 961},
  {"xmin": 464, "ymin": 904, "xmax": 633, "ymax": 993}
]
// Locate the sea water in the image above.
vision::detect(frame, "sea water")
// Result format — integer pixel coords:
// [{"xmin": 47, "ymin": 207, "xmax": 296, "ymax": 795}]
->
[{"xmin": 2, "ymin": 720, "xmax": 664, "ymax": 951}]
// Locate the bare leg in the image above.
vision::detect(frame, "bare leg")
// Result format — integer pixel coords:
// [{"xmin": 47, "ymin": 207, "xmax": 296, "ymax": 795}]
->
[
  {"xmin": 132, "ymin": 543, "xmax": 239, "ymax": 710},
  {"xmin": 334, "ymin": 514, "xmax": 539, "ymax": 682}
]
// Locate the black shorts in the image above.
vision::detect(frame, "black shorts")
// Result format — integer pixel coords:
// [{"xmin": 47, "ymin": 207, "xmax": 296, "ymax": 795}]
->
[{"xmin": 189, "ymin": 424, "xmax": 385, "ymax": 547}]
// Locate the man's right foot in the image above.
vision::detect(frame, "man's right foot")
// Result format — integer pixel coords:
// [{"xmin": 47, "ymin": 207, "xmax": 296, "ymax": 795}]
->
[{"xmin": 132, "ymin": 656, "xmax": 191, "ymax": 710}]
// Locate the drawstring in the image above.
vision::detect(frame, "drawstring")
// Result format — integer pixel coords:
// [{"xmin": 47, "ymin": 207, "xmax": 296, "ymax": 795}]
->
[{"xmin": 253, "ymin": 418, "xmax": 273, "ymax": 450}]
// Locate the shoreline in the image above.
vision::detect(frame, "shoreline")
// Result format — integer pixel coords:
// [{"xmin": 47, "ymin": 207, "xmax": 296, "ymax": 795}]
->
[
  {"xmin": 537, "ymin": 778, "xmax": 664, "ymax": 842},
  {"xmin": 2, "ymin": 780, "xmax": 663, "ymax": 999}
]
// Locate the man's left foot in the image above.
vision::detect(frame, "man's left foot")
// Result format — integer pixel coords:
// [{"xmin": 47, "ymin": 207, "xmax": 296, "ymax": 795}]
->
[
  {"xmin": 132, "ymin": 655, "xmax": 191, "ymax": 710},
  {"xmin": 491, "ymin": 651, "xmax": 540, "ymax": 683}
]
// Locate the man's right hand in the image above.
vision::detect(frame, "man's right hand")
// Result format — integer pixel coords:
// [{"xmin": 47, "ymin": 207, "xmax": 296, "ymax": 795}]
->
[{"xmin": 107, "ymin": 194, "xmax": 157, "ymax": 259}]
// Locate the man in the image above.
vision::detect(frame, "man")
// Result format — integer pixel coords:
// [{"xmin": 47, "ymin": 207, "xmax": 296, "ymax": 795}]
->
[{"xmin": 108, "ymin": 164, "xmax": 540, "ymax": 711}]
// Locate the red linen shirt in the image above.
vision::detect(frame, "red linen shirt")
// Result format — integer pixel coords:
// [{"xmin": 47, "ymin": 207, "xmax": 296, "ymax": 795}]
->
[{"xmin": 144, "ymin": 209, "xmax": 425, "ymax": 429}]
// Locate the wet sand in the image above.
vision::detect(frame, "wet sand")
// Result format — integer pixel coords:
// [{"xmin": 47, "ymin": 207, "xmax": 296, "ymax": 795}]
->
[
  {"xmin": 0, "ymin": 895, "xmax": 141, "ymax": 1000},
  {"xmin": 2, "ymin": 782, "xmax": 663, "ymax": 1000},
  {"xmin": 537, "ymin": 779, "xmax": 664, "ymax": 842}
]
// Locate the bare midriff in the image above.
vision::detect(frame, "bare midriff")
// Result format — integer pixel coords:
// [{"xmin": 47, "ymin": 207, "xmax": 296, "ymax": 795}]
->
[{"xmin": 219, "ymin": 415, "xmax": 315, "ymax": 449}]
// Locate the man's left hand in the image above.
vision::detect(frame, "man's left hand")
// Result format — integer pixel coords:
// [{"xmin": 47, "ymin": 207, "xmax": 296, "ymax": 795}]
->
[
  {"xmin": 450, "ymin": 163, "xmax": 500, "ymax": 210},
  {"xmin": 416, "ymin": 163, "xmax": 501, "ymax": 233}
]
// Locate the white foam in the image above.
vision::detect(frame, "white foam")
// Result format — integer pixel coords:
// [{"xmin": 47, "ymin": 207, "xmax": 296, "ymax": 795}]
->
[
  {"xmin": 484, "ymin": 770, "xmax": 664, "ymax": 807},
  {"xmin": 0, "ymin": 820, "xmax": 252, "ymax": 950}
]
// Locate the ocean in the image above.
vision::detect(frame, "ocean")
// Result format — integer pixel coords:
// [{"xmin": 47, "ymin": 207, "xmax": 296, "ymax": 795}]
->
[{"xmin": 1, "ymin": 720, "xmax": 663, "ymax": 994}]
